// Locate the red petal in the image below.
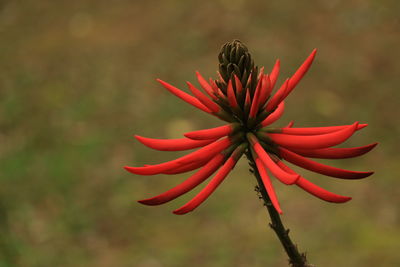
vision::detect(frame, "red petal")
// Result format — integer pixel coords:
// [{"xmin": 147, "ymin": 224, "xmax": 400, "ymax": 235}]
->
[
  {"xmin": 265, "ymin": 50, "xmax": 317, "ymax": 112},
  {"xmin": 196, "ymin": 71, "xmax": 218, "ymax": 100},
  {"xmin": 255, "ymin": 157, "xmax": 282, "ymax": 214},
  {"xmin": 249, "ymin": 78, "xmax": 263, "ymax": 118},
  {"xmin": 138, "ymin": 154, "xmax": 225, "ymax": 205},
  {"xmin": 173, "ymin": 145, "xmax": 245, "ymax": 214},
  {"xmin": 280, "ymin": 123, "xmax": 368, "ymax": 135},
  {"xmin": 257, "ymin": 66, "xmax": 265, "ymax": 80},
  {"xmin": 234, "ymin": 75, "xmax": 243, "ymax": 95},
  {"xmin": 209, "ymin": 78, "xmax": 226, "ymax": 99},
  {"xmin": 279, "ymin": 147, "xmax": 374, "ymax": 179},
  {"xmin": 227, "ymin": 79, "xmax": 239, "ymax": 108},
  {"xmin": 268, "ymin": 122, "xmax": 358, "ymax": 149},
  {"xmin": 209, "ymin": 78, "xmax": 225, "ymax": 99},
  {"xmin": 125, "ymin": 138, "xmax": 231, "ymax": 175},
  {"xmin": 184, "ymin": 124, "xmax": 236, "ymax": 140},
  {"xmin": 161, "ymin": 159, "xmax": 208, "ymax": 174},
  {"xmin": 260, "ymin": 101, "xmax": 285, "ymax": 127},
  {"xmin": 285, "ymin": 121, "xmax": 294, "ymax": 128},
  {"xmin": 266, "ymin": 79, "xmax": 289, "ymax": 112},
  {"xmin": 135, "ymin": 135, "xmax": 216, "ymax": 151},
  {"xmin": 157, "ymin": 79, "xmax": 211, "ymax": 113},
  {"xmin": 269, "ymin": 59, "xmax": 280, "ymax": 89},
  {"xmin": 288, "ymin": 143, "xmax": 378, "ymax": 159},
  {"xmin": 284, "ymin": 49, "xmax": 317, "ymax": 99},
  {"xmin": 258, "ymin": 75, "xmax": 272, "ymax": 108},
  {"xmin": 209, "ymin": 78, "xmax": 220, "ymax": 94},
  {"xmin": 187, "ymin": 82, "xmax": 221, "ymax": 113},
  {"xmin": 247, "ymin": 133, "xmax": 299, "ymax": 185},
  {"xmin": 172, "ymin": 158, "xmax": 235, "ymax": 214},
  {"xmin": 296, "ymin": 177, "xmax": 352, "ymax": 203},
  {"xmin": 277, "ymin": 161, "xmax": 351, "ymax": 203},
  {"xmin": 216, "ymin": 72, "xmax": 226, "ymax": 85}
]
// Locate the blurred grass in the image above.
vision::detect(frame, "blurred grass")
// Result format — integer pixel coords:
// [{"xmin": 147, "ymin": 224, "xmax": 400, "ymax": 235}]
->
[{"xmin": 0, "ymin": 0, "xmax": 399, "ymax": 266}]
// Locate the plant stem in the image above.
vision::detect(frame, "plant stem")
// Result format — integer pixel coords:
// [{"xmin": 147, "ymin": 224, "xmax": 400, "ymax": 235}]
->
[{"xmin": 246, "ymin": 151, "xmax": 313, "ymax": 267}]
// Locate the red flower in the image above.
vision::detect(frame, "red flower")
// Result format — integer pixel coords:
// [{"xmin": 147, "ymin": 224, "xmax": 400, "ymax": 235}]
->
[{"xmin": 125, "ymin": 40, "xmax": 376, "ymax": 215}]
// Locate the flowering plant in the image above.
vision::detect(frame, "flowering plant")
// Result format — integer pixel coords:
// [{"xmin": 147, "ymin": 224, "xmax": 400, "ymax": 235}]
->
[{"xmin": 125, "ymin": 40, "xmax": 376, "ymax": 266}]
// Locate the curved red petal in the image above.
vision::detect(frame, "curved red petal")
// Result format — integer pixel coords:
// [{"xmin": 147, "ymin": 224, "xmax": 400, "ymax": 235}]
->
[
  {"xmin": 227, "ymin": 79, "xmax": 239, "ymax": 108},
  {"xmin": 257, "ymin": 66, "xmax": 265, "ymax": 80},
  {"xmin": 277, "ymin": 161, "xmax": 351, "ymax": 203},
  {"xmin": 125, "ymin": 138, "xmax": 231, "ymax": 175},
  {"xmin": 264, "ymin": 50, "xmax": 317, "ymax": 112},
  {"xmin": 261, "ymin": 101, "xmax": 285, "ymax": 127},
  {"xmin": 244, "ymin": 90, "xmax": 251, "ymax": 118},
  {"xmin": 285, "ymin": 121, "xmax": 294, "ymax": 128},
  {"xmin": 135, "ymin": 135, "xmax": 216, "ymax": 151},
  {"xmin": 284, "ymin": 49, "xmax": 317, "ymax": 99},
  {"xmin": 255, "ymin": 157, "xmax": 282, "ymax": 214},
  {"xmin": 138, "ymin": 154, "xmax": 225, "ymax": 205},
  {"xmin": 258, "ymin": 75, "xmax": 272, "ymax": 108},
  {"xmin": 195, "ymin": 71, "xmax": 218, "ymax": 100},
  {"xmin": 184, "ymin": 124, "xmax": 235, "ymax": 140},
  {"xmin": 266, "ymin": 79, "xmax": 289, "ymax": 112},
  {"xmin": 173, "ymin": 145, "xmax": 245, "ymax": 215},
  {"xmin": 172, "ymin": 158, "xmax": 235, "ymax": 214},
  {"xmin": 157, "ymin": 79, "xmax": 211, "ymax": 113},
  {"xmin": 161, "ymin": 158, "xmax": 209, "ymax": 174},
  {"xmin": 187, "ymin": 82, "xmax": 221, "ymax": 113},
  {"xmin": 279, "ymin": 147, "xmax": 374, "ymax": 179},
  {"xmin": 280, "ymin": 123, "xmax": 368, "ymax": 135},
  {"xmin": 268, "ymin": 122, "xmax": 358, "ymax": 149},
  {"xmin": 247, "ymin": 133, "xmax": 299, "ymax": 185},
  {"xmin": 288, "ymin": 143, "xmax": 378, "ymax": 159},
  {"xmin": 233, "ymin": 75, "xmax": 243, "ymax": 95},
  {"xmin": 296, "ymin": 177, "xmax": 352, "ymax": 203},
  {"xmin": 269, "ymin": 59, "xmax": 280, "ymax": 89},
  {"xmin": 249, "ymin": 78, "xmax": 263, "ymax": 118}
]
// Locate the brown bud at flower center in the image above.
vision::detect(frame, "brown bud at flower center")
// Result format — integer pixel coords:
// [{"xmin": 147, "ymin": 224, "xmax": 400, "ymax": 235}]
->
[{"xmin": 217, "ymin": 40, "xmax": 255, "ymax": 87}]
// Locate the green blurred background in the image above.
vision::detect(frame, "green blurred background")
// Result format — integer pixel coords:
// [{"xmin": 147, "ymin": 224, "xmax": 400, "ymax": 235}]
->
[{"xmin": 0, "ymin": 0, "xmax": 399, "ymax": 266}]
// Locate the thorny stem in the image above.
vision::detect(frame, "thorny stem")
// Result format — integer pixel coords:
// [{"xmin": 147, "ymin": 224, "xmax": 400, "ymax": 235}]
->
[{"xmin": 246, "ymin": 151, "xmax": 314, "ymax": 267}]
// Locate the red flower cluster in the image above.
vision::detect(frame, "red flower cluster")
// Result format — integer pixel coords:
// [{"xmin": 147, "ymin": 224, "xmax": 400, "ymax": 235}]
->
[{"xmin": 125, "ymin": 41, "xmax": 376, "ymax": 215}]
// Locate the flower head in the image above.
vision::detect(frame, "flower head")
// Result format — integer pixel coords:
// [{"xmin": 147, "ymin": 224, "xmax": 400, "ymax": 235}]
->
[{"xmin": 125, "ymin": 40, "xmax": 376, "ymax": 215}]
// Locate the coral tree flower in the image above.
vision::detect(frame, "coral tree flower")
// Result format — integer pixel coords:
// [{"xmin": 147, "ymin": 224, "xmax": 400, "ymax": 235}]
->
[{"xmin": 125, "ymin": 40, "xmax": 376, "ymax": 215}]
